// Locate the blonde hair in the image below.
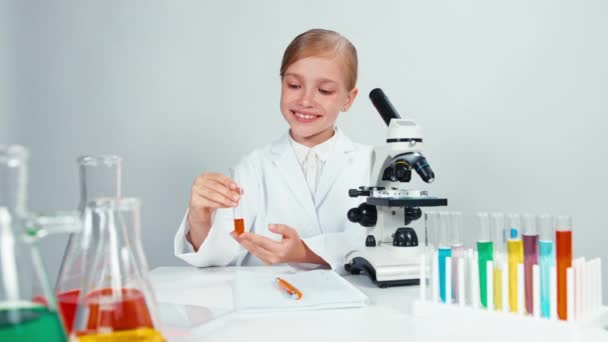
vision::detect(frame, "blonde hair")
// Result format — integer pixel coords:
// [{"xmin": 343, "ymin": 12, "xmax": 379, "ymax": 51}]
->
[{"xmin": 280, "ymin": 29, "xmax": 358, "ymax": 91}]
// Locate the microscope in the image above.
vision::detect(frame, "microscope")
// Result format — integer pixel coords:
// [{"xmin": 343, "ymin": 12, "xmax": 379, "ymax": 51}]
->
[{"xmin": 345, "ymin": 88, "xmax": 448, "ymax": 287}]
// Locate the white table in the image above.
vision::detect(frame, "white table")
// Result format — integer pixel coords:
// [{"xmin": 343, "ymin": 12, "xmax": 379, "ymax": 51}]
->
[{"xmin": 150, "ymin": 266, "xmax": 608, "ymax": 342}]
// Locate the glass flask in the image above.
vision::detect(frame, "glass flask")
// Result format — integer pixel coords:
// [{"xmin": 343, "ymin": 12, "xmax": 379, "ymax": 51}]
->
[
  {"xmin": 55, "ymin": 155, "xmax": 123, "ymax": 334},
  {"xmin": 71, "ymin": 198, "xmax": 164, "ymax": 341},
  {"xmin": 0, "ymin": 145, "xmax": 67, "ymax": 341}
]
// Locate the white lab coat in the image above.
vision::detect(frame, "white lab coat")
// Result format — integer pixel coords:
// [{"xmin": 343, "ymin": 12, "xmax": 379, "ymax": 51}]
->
[{"xmin": 174, "ymin": 128, "xmax": 372, "ymax": 274}]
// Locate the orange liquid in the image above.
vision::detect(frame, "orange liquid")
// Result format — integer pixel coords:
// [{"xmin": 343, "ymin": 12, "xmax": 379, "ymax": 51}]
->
[
  {"xmin": 234, "ymin": 218, "xmax": 244, "ymax": 235},
  {"xmin": 556, "ymin": 230, "xmax": 572, "ymax": 321},
  {"xmin": 72, "ymin": 288, "xmax": 153, "ymax": 335}
]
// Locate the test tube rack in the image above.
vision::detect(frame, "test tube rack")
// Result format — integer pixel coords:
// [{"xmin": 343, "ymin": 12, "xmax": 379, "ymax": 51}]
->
[{"xmin": 413, "ymin": 251, "xmax": 608, "ymax": 342}]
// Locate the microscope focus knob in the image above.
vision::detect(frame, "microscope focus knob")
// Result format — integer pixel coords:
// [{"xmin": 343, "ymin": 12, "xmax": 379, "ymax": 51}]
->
[
  {"xmin": 393, "ymin": 227, "xmax": 418, "ymax": 247},
  {"xmin": 347, "ymin": 203, "xmax": 377, "ymax": 227}
]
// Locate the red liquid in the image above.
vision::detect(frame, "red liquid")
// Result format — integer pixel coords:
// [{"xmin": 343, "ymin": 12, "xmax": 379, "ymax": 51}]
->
[
  {"xmin": 59, "ymin": 288, "xmax": 153, "ymax": 335},
  {"xmin": 57, "ymin": 289, "xmax": 81, "ymax": 334},
  {"xmin": 234, "ymin": 218, "xmax": 244, "ymax": 235},
  {"xmin": 556, "ymin": 230, "xmax": 572, "ymax": 320}
]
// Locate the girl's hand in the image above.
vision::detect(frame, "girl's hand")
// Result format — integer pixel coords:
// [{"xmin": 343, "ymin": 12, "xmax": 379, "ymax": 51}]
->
[
  {"xmin": 231, "ymin": 224, "xmax": 328, "ymax": 266},
  {"xmin": 187, "ymin": 172, "xmax": 240, "ymax": 250},
  {"xmin": 188, "ymin": 172, "xmax": 240, "ymax": 227}
]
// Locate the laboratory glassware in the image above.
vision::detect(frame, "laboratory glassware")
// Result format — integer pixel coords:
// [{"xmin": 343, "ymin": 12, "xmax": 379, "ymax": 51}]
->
[{"xmin": 70, "ymin": 198, "xmax": 164, "ymax": 341}]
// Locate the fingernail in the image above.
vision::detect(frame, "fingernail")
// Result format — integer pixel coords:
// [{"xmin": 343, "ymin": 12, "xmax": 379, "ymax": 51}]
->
[{"xmin": 232, "ymin": 194, "xmax": 240, "ymax": 201}]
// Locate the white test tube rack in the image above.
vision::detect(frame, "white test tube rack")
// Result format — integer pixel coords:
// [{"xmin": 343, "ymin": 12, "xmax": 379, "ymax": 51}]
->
[{"xmin": 414, "ymin": 251, "xmax": 608, "ymax": 342}]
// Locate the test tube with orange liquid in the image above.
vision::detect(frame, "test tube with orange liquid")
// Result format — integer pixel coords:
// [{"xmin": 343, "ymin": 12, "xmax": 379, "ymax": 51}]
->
[
  {"xmin": 555, "ymin": 215, "xmax": 572, "ymax": 320},
  {"xmin": 230, "ymin": 168, "xmax": 245, "ymax": 235}
]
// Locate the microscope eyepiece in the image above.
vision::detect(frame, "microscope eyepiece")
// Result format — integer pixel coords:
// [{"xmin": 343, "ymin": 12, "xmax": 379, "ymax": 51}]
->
[{"xmin": 369, "ymin": 88, "xmax": 401, "ymax": 126}]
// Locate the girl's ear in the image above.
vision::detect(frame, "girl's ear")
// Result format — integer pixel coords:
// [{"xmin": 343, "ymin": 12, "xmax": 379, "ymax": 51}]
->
[{"xmin": 342, "ymin": 87, "xmax": 359, "ymax": 112}]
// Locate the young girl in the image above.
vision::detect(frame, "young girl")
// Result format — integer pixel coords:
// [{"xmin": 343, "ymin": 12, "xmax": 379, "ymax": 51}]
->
[{"xmin": 174, "ymin": 29, "xmax": 372, "ymax": 273}]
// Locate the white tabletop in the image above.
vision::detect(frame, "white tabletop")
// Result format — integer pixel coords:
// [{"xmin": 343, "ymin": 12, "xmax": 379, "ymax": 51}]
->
[{"xmin": 150, "ymin": 266, "xmax": 608, "ymax": 342}]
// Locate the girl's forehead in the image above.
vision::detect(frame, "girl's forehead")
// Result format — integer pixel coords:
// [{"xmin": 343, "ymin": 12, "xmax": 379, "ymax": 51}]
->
[{"xmin": 284, "ymin": 55, "xmax": 348, "ymax": 83}]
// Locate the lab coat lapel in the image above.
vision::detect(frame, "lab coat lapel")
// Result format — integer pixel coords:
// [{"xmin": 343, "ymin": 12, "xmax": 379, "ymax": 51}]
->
[
  {"xmin": 269, "ymin": 133, "xmax": 317, "ymax": 217},
  {"xmin": 315, "ymin": 129, "xmax": 355, "ymax": 207}
]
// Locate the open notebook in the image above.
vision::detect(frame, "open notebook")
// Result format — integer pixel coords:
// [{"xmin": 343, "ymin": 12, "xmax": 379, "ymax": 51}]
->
[{"xmin": 234, "ymin": 269, "xmax": 369, "ymax": 312}]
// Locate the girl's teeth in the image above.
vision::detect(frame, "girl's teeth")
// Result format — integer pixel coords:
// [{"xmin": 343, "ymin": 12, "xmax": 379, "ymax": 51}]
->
[{"xmin": 295, "ymin": 112, "xmax": 316, "ymax": 120}]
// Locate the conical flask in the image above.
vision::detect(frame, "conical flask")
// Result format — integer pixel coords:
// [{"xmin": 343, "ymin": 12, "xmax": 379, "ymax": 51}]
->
[
  {"xmin": 71, "ymin": 197, "xmax": 164, "ymax": 341},
  {"xmin": 55, "ymin": 155, "xmax": 122, "ymax": 334},
  {"xmin": 0, "ymin": 145, "xmax": 67, "ymax": 341}
]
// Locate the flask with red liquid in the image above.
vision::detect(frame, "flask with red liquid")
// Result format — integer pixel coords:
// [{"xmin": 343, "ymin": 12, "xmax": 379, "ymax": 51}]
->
[
  {"xmin": 54, "ymin": 155, "xmax": 123, "ymax": 334},
  {"xmin": 70, "ymin": 197, "xmax": 164, "ymax": 341}
]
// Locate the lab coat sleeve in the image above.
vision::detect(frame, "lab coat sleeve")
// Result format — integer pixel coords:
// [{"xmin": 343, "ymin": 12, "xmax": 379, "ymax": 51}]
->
[
  {"xmin": 173, "ymin": 155, "xmax": 260, "ymax": 267},
  {"xmin": 301, "ymin": 226, "xmax": 365, "ymax": 275}
]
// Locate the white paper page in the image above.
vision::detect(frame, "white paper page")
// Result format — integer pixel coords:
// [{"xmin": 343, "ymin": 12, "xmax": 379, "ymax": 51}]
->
[{"xmin": 234, "ymin": 269, "xmax": 369, "ymax": 312}]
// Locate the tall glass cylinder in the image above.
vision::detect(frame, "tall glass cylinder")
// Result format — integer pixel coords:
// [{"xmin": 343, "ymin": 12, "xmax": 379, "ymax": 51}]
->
[
  {"xmin": 537, "ymin": 214, "xmax": 554, "ymax": 318},
  {"xmin": 55, "ymin": 155, "xmax": 122, "ymax": 334},
  {"xmin": 555, "ymin": 215, "xmax": 572, "ymax": 321},
  {"xmin": 476, "ymin": 212, "xmax": 493, "ymax": 308}
]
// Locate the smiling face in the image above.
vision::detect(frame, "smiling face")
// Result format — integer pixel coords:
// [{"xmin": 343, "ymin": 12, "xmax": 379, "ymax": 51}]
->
[{"xmin": 280, "ymin": 55, "xmax": 358, "ymax": 147}]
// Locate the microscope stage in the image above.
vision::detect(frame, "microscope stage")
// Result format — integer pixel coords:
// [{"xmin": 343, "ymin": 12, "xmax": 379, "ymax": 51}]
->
[{"xmin": 366, "ymin": 196, "xmax": 447, "ymax": 207}]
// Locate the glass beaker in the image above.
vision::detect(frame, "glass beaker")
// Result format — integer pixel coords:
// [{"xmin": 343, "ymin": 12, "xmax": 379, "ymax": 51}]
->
[
  {"xmin": 55, "ymin": 155, "xmax": 122, "ymax": 334},
  {"xmin": 0, "ymin": 145, "xmax": 67, "ymax": 341},
  {"xmin": 71, "ymin": 198, "xmax": 164, "ymax": 341}
]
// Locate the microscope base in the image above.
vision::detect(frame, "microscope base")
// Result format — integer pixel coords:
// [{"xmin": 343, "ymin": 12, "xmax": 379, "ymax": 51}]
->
[{"xmin": 344, "ymin": 245, "xmax": 425, "ymax": 288}]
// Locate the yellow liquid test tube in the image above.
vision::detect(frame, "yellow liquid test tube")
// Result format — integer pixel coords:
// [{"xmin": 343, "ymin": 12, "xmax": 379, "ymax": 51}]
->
[
  {"xmin": 494, "ymin": 265, "xmax": 503, "ymax": 310},
  {"xmin": 508, "ymin": 239, "xmax": 523, "ymax": 312}
]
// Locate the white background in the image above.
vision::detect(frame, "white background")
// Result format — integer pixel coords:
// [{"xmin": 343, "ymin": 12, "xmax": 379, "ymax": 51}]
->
[{"xmin": 1, "ymin": 0, "xmax": 607, "ymax": 300}]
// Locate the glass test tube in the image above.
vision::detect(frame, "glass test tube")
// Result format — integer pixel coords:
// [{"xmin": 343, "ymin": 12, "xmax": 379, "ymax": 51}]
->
[
  {"xmin": 556, "ymin": 215, "xmax": 572, "ymax": 321},
  {"xmin": 538, "ymin": 214, "xmax": 554, "ymax": 318},
  {"xmin": 507, "ymin": 213, "xmax": 523, "ymax": 313},
  {"xmin": 424, "ymin": 211, "xmax": 440, "ymax": 249},
  {"xmin": 229, "ymin": 168, "xmax": 245, "ymax": 235},
  {"xmin": 438, "ymin": 212, "xmax": 452, "ymax": 303},
  {"xmin": 450, "ymin": 212, "xmax": 464, "ymax": 304},
  {"xmin": 476, "ymin": 212, "xmax": 493, "ymax": 308},
  {"xmin": 522, "ymin": 214, "xmax": 539, "ymax": 315},
  {"xmin": 490, "ymin": 212, "xmax": 505, "ymax": 311}
]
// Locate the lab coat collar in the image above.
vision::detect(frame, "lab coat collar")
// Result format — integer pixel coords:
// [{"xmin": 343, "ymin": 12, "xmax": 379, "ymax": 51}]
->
[{"xmin": 269, "ymin": 128, "xmax": 355, "ymax": 215}]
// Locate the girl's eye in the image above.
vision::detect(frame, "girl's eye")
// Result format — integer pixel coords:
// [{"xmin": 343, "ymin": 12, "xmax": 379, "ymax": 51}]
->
[
  {"xmin": 319, "ymin": 89, "xmax": 334, "ymax": 95},
  {"xmin": 288, "ymin": 83, "xmax": 301, "ymax": 89}
]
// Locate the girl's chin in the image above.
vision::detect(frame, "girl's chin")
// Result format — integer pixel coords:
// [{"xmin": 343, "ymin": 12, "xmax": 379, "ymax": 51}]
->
[{"xmin": 290, "ymin": 126, "xmax": 334, "ymax": 141}]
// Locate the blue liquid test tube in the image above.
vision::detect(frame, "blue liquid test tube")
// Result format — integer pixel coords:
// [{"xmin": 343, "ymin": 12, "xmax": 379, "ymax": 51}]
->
[
  {"xmin": 538, "ymin": 214, "xmax": 554, "ymax": 318},
  {"xmin": 438, "ymin": 212, "xmax": 451, "ymax": 303}
]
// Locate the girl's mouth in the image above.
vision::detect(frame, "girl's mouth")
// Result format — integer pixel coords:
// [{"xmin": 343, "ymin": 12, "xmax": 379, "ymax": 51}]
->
[{"xmin": 291, "ymin": 110, "xmax": 321, "ymax": 123}]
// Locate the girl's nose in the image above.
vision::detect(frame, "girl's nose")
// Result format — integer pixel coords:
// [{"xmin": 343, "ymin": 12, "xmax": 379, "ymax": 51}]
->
[{"xmin": 298, "ymin": 88, "xmax": 315, "ymax": 107}]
